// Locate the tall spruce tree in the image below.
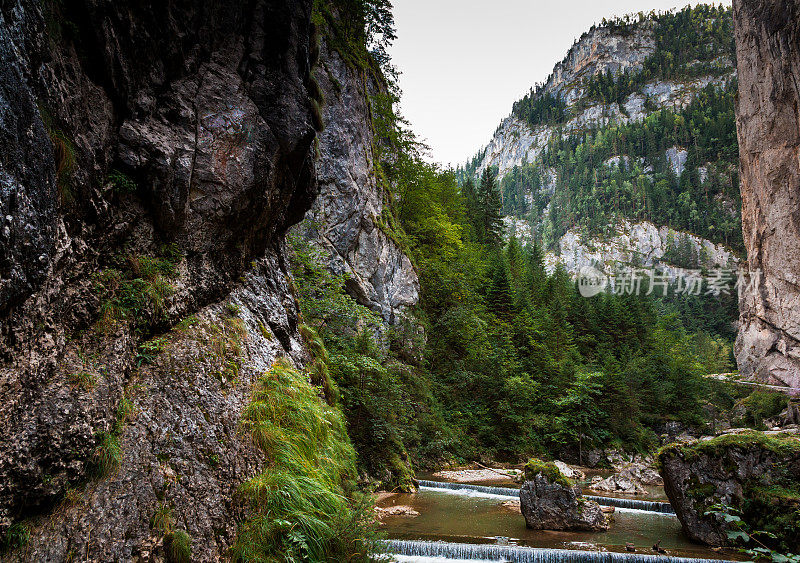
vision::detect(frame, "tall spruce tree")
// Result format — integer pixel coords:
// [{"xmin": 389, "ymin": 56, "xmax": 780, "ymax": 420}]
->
[{"xmin": 478, "ymin": 166, "xmax": 503, "ymax": 246}]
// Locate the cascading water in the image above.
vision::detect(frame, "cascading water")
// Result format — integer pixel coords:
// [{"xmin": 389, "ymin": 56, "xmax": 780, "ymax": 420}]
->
[
  {"xmin": 417, "ymin": 480, "xmax": 520, "ymax": 497},
  {"xmin": 385, "ymin": 540, "xmax": 734, "ymax": 563},
  {"xmin": 583, "ymin": 495, "xmax": 673, "ymax": 514},
  {"xmin": 416, "ymin": 480, "xmax": 674, "ymax": 514}
]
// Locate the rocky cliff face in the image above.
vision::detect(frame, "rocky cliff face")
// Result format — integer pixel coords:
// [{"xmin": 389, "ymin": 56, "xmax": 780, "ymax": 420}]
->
[
  {"xmin": 475, "ymin": 22, "xmax": 733, "ymax": 177},
  {"xmin": 0, "ymin": 0, "xmax": 320, "ymax": 559},
  {"xmin": 295, "ymin": 42, "xmax": 419, "ymax": 324},
  {"xmin": 659, "ymin": 431, "xmax": 800, "ymax": 550},
  {"xmin": 733, "ymin": 0, "xmax": 800, "ymax": 392}
]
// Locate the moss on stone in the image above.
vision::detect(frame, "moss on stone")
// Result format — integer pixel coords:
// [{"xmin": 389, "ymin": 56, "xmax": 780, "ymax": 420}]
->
[
  {"xmin": 659, "ymin": 431, "xmax": 800, "ymax": 463},
  {"xmin": 524, "ymin": 458, "xmax": 572, "ymax": 487}
]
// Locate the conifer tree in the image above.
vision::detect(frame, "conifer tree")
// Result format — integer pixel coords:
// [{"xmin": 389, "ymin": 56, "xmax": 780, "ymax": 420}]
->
[{"xmin": 478, "ymin": 166, "xmax": 503, "ymax": 246}]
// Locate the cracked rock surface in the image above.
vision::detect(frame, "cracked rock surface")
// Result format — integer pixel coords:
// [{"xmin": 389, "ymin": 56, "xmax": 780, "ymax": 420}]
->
[{"xmin": 733, "ymin": 0, "xmax": 800, "ymax": 391}]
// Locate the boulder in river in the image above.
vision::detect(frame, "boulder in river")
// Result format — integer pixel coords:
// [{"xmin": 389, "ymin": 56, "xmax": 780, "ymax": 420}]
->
[
  {"xmin": 519, "ymin": 459, "xmax": 608, "ymax": 531},
  {"xmin": 659, "ymin": 431, "xmax": 800, "ymax": 550}
]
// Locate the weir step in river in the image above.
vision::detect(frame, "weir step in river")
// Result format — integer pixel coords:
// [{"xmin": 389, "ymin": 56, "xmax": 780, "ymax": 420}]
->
[
  {"xmin": 385, "ymin": 540, "xmax": 733, "ymax": 563},
  {"xmin": 416, "ymin": 480, "xmax": 674, "ymax": 514}
]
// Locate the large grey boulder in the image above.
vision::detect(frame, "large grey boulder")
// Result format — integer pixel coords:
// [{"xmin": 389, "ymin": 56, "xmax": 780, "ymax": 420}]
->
[
  {"xmin": 659, "ymin": 431, "xmax": 800, "ymax": 550},
  {"xmin": 519, "ymin": 461, "xmax": 608, "ymax": 531}
]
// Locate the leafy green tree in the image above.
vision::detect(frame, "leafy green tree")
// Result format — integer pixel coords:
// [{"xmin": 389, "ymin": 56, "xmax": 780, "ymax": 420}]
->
[{"xmin": 552, "ymin": 371, "xmax": 606, "ymax": 465}]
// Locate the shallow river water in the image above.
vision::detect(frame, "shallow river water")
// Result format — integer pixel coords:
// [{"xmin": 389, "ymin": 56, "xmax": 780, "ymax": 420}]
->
[{"xmin": 378, "ymin": 487, "xmax": 739, "ymax": 561}]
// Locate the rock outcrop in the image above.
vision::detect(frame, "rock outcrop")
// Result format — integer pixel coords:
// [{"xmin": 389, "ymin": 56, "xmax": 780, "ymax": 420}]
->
[
  {"xmin": 0, "ymin": 0, "xmax": 320, "ymax": 559},
  {"xmin": 295, "ymin": 41, "xmax": 419, "ymax": 324},
  {"xmin": 733, "ymin": 0, "xmax": 800, "ymax": 392},
  {"xmin": 543, "ymin": 219, "xmax": 739, "ymax": 281},
  {"xmin": 659, "ymin": 431, "xmax": 800, "ymax": 550},
  {"xmin": 475, "ymin": 19, "xmax": 734, "ymax": 178},
  {"xmin": 589, "ymin": 463, "xmax": 662, "ymax": 495},
  {"xmin": 519, "ymin": 460, "xmax": 607, "ymax": 531}
]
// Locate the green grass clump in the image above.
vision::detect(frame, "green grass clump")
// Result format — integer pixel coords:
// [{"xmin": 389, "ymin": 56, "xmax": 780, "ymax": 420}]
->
[
  {"xmin": 300, "ymin": 324, "xmax": 339, "ymax": 405},
  {"xmin": 165, "ymin": 529, "xmax": 191, "ymax": 563},
  {"xmin": 69, "ymin": 370, "xmax": 97, "ymax": 391},
  {"xmin": 524, "ymin": 458, "xmax": 572, "ymax": 487},
  {"xmin": 94, "ymin": 251, "xmax": 181, "ymax": 333},
  {"xmin": 151, "ymin": 502, "xmax": 173, "ymax": 534},
  {"xmin": 0, "ymin": 522, "xmax": 30, "ymax": 553},
  {"xmin": 233, "ymin": 359, "xmax": 379, "ymax": 562},
  {"xmin": 39, "ymin": 108, "xmax": 76, "ymax": 205},
  {"xmin": 93, "ymin": 431, "xmax": 121, "ymax": 476},
  {"xmin": 137, "ymin": 336, "xmax": 169, "ymax": 365}
]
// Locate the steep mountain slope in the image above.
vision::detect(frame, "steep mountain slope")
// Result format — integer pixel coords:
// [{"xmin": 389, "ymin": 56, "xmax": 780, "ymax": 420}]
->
[
  {"xmin": 462, "ymin": 6, "xmax": 741, "ymax": 280},
  {"xmin": 733, "ymin": 0, "xmax": 800, "ymax": 391}
]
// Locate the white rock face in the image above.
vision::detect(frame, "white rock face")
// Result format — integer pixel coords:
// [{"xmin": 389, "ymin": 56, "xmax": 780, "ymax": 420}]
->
[
  {"xmin": 503, "ymin": 216, "xmax": 533, "ymax": 241},
  {"xmin": 666, "ymin": 147, "xmax": 688, "ymax": 177},
  {"xmin": 542, "ymin": 219, "xmax": 739, "ymax": 282}
]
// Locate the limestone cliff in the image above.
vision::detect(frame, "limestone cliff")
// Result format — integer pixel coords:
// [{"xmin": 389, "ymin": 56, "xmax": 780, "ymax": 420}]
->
[
  {"xmin": 733, "ymin": 0, "xmax": 800, "ymax": 392},
  {"xmin": 463, "ymin": 8, "xmax": 741, "ymax": 280},
  {"xmin": 474, "ymin": 18, "xmax": 734, "ymax": 177},
  {"xmin": 296, "ymin": 41, "xmax": 419, "ymax": 324},
  {"xmin": 0, "ymin": 0, "xmax": 320, "ymax": 559}
]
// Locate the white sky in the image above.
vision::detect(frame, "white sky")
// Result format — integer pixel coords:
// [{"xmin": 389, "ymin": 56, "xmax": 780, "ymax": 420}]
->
[{"xmin": 389, "ymin": 0, "xmax": 732, "ymax": 168}]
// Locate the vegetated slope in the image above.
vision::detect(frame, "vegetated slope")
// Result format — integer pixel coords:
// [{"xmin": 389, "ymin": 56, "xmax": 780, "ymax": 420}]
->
[{"xmin": 460, "ymin": 6, "xmax": 741, "ymax": 267}]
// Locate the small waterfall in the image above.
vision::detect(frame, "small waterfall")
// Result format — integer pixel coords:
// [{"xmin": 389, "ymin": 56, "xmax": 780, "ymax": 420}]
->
[
  {"xmin": 583, "ymin": 495, "xmax": 674, "ymax": 514},
  {"xmin": 417, "ymin": 480, "xmax": 674, "ymax": 514},
  {"xmin": 418, "ymin": 480, "xmax": 520, "ymax": 498},
  {"xmin": 385, "ymin": 540, "xmax": 733, "ymax": 563}
]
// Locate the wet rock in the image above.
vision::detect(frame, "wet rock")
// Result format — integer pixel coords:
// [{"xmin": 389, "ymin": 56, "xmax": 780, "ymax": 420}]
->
[
  {"xmin": 589, "ymin": 473, "xmax": 648, "ymax": 495},
  {"xmin": 519, "ymin": 461, "xmax": 608, "ymax": 531},
  {"xmin": 620, "ymin": 463, "xmax": 663, "ymax": 486},
  {"xmin": 374, "ymin": 505, "xmax": 420, "ymax": 519}
]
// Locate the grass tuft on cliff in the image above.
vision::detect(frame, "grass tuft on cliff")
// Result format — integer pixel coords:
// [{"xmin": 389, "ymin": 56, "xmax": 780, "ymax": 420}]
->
[
  {"xmin": 165, "ymin": 530, "xmax": 192, "ymax": 563},
  {"xmin": 232, "ymin": 359, "xmax": 381, "ymax": 562}
]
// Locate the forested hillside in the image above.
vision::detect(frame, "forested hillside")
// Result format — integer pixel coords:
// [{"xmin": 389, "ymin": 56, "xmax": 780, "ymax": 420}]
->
[
  {"xmin": 461, "ymin": 5, "xmax": 740, "ymax": 254},
  {"xmin": 292, "ymin": 4, "xmax": 752, "ymax": 478}
]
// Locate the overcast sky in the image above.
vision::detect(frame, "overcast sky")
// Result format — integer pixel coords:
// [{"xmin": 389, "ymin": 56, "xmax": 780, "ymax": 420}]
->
[{"xmin": 389, "ymin": 0, "xmax": 732, "ymax": 168}]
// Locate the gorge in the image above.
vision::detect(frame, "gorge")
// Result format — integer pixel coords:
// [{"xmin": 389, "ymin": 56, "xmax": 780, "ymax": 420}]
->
[{"xmin": 0, "ymin": 0, "xmax": 798, "ymax": 561}]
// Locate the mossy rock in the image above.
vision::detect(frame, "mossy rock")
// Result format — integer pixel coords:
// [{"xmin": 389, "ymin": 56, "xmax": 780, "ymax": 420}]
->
[{"xmin": 524, "ymin": 458, "xmax": 572, "ymax": 488}]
